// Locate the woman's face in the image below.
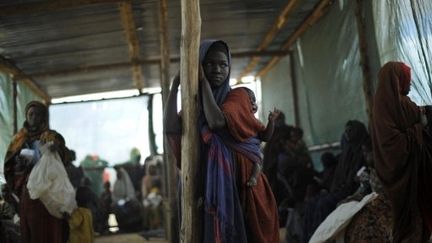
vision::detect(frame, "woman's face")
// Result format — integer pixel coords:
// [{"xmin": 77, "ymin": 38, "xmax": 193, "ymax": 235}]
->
[
  {"xmin": 26, "ymin": 106, "xmax": 45, "ymax": 128},
  {"xmin": 203, "ymin": 51, "xmax": 229, "ymax": 88}
]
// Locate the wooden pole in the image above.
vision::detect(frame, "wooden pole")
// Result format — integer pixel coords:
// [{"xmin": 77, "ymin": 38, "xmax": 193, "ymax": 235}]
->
[
  {"xmin": 12, "ymin": 76, "xmax": 18, "ymax": 134},
  {"xmin": 158, "ymin": 0, "xmax": 179, "ymax": 241},
  {"xmin": 180, "ymin": 0, "xmax": 201, "ymax": 241},
  {"xmin": 19, "ymin": 50, "xmax": 289, "ymax": 80},
  {"xmin": 289, "ymin": 51, "xmax": 300, "ymax": 126},
  {"xmin": 257, "ymin": 0, "xmax": 334, "ymax": 78},
  {"xmin": 354, "ymin": 0, "xmax": 373, "ymax": 121},
  {"xmin": 119, "ymin": 1, "xmax": 145, "ymax": 91},
  {"xmin": 0, "ymin": 58, "xmax": 51, "ymax": 103},
  {"xmin": 0, "ymin": 0, "xmax": 130, "ymax": 16},
  {"xmin": 238, "ymin": 0, "xmax": 301, "ymax": 79}
]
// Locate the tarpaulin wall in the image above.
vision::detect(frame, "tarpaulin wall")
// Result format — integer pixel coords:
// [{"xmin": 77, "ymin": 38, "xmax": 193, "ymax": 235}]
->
[
  {"xmin": 372, "ymin": 0, "xmax": 432, "ymax": 105},
  {"xmin": 260, "ymin": 56, "xmax": 296, "ymax": 126},
  {"xmin": 0, "ymin": 74, "xmax": 14, "ymax": 175},
  {"xmin": 261, "ymin": 0, "xmax": 368, "ymax": 147}
]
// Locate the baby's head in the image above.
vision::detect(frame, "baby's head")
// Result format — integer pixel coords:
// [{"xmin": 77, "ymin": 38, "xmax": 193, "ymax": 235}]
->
[
  {"xmin": 242, "ymin": 87, "xmax": 258, "ymax": 114},
  {"xmin": 40, "ymin": 132, "xmax": 56, "ymax": 145}
]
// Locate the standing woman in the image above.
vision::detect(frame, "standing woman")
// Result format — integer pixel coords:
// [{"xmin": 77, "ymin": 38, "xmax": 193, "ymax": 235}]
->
[
  {"xmin": 371, "ymin": 62, "xmax": 432, "ymax": 242},
  {"xmin": 164, "ymin": 40, "xmax": 279, "ymax": 243},
  {"xmin": 4, "ymin": 101, "xmax": 69, "ymax": 243}
]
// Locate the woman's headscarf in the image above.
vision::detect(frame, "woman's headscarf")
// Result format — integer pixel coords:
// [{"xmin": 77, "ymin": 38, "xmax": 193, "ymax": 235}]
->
[
  {"xmin": 23, "ymin": 101, "xmax": 49, "ymax": 139},
  {"xmin": 199, "ymin": 39, "xmax": 232, "ymax": 106}
]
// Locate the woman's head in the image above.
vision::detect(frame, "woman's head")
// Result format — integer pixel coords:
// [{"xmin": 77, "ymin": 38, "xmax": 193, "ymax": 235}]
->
[
  {"xmin": 199, "ymin": 40, "xmax": 232, "ymax": 106},
  {"xmin": 25, "ymin": 101, "xmax": 48, "ymax": 131},
  {"xmin": 344, "ymin": 120, "xmax": 369, "ymax": 145},
  {"xmin": 378, "ymin": 62, "xmax": 412, "ymax": 96},
  {"xmin": 202, "ymin": 41, "xmax": 230, "ymax": 88}
]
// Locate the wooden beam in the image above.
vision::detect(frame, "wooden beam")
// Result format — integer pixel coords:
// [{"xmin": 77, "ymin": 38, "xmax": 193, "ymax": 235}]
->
[
  {"xmin": 0, "ymin": 0, "xmax": 128, "ymax": 16},
  {"xmin": 119, "ymin": 1, "xmax": 145, "ymax": 91},
  {"xmin": 0, "ymin": 59, "xmax": 51, "ymax": 103},
  {"xmin": 12, "ymin": 78, "xmax": 18, "ymax": 134},
  {"xmin": 180, "ymin": 0, "xmax": 201, "ymax": 242},
  {"xmin": 158, "ymin": 0, "xmax": 179, "ymax": 242},
  {"xmin": 238, "ymin": 0, "xmax": 302, "ymax": 78},
  {"xmin": 257, "ymin": 0, "xmax": 334, "ymax": 78},
  {"xmin": 354, "ymin": 0, "xmax": 374, "ymax": 121},
  {"xmin": 21, "ymin": 50, "xmax": 288, "ymax": 80},
  {"xmin": 289, "ymin": 52, "xmax": 300, "ymax": 126}
]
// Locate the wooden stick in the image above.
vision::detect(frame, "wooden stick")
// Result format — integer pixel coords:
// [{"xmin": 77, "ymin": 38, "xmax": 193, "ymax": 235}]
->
[
  {"xmin": 119, "ymin": 1, "xmax": 145, "ymax": 91},
  {"xmin": 289, "ymin": 52, "xmax": 300, "ymax": 126},
  {"xmin": 0, "ymin": 60, "xmax": 51, "ymax": 103},
  {"xmin": 158, "ymin": 0, "xmax": 179, "ymax": 242},
  {"xmin": 257, "ymin": 0, "xmax": 334, "ymax": 78},
  {"xmin": 180, "ymin": 0, "xmax": 201, "ymax": 242},
  {"xmin": 238, "ymin": 0, "xmax": 301, "ymax": 78},
  {"xmin": 20, "ymin": 50, "xmax": 289, "ymax": 80},
  {"xmin": 0, "ymin": 0, "xmax": 130, "ymax": 16},
  {"xmin": 354, "ymin": 0, "xmax": 374, "ymax": 121}
]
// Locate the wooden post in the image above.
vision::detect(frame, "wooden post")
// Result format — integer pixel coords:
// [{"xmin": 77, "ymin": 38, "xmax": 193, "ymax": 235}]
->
[
  {"xmin": 119, "ymin": 1, "xmax": 145, "ymax": 91},
  {"xmin": 12, "ymin": 76, "xmax": 18, "ymax": 134},
  {"xmin": 354, "ymin": 0, "xmax": 374, "ymax": 122},
  {"xmin": 180, "ymin": 0, "xmax": 201, "ymax": 242},
  {"xmin": 158, "ymin": 0, "xmax": 179, "ymax": 242},
  {"xmin": 257, "ymin": 0, "xmax": 333, "ymax": 78},
  {"xmin": 289, "ymin": 51, "xmax": 300, "ymax": 126}
]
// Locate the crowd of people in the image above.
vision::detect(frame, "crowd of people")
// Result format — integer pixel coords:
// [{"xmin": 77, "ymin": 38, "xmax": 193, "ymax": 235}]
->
[
  {"xmin": 0, "ymin": 100, "xmax": 165, "ymax": 243},
  {"xmin": 1, "ymin": 38, "xmax": 432, "ymax": 243}
]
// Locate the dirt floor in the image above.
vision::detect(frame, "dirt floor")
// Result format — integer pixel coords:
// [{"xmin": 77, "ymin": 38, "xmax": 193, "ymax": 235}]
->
[{"xmin": 95, "ymin": 233, "xmax": 167, "ymax": 243}]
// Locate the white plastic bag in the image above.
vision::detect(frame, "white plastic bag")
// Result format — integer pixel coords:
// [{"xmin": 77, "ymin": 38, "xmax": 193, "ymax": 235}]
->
[
  {"xmin": 309, "ymin": 192, "xmax": 378, "ymax": 243},
  {"xmin": 26, "ymin": 142, "xmax": 77, "ymax": 218}
]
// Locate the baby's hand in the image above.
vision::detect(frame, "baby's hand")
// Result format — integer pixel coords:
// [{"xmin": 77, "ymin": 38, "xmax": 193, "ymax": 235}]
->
[
  {"xmin": 246, "ymin": 177, "xmax": 258, "ymax": 187},
  {"xmin": 268, "ymin": 107, "xmax": 281, "ymax": 122}
]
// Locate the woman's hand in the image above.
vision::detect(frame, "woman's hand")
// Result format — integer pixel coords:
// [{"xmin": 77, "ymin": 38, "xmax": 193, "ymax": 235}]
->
[
  {"xmin": 198, "ymin": 64, "xmax": 208, "ymax": 83},
  {"xmin": 268, "ymin": 107, "xmax": 281, "ymax": 122}
]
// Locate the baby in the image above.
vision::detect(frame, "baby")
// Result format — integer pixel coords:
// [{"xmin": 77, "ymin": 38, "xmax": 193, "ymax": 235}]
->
[{"xmin": 242, "ymin": 88, "xmax": 281, "ymax": 187}]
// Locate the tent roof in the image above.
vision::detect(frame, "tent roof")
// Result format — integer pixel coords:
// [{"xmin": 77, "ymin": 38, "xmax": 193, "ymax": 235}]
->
[{"xmin": 0, "ymin": 0, "xmax": 328, "ymax": 100}]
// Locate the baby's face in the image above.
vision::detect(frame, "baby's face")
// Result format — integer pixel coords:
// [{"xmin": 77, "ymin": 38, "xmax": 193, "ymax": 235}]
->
[{"xmin": 249, "ymin": 93, "xmax": 258, "ymax": 114}]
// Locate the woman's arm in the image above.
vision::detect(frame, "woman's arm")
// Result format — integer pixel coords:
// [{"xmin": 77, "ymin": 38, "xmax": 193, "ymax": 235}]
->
[
  {"xmin": 164, "ymin": 74, "xmax": 181, "ymax": 134},
  {"xmin": 200, "ymin": 66, "xmax": 226, "ymax": 130}
]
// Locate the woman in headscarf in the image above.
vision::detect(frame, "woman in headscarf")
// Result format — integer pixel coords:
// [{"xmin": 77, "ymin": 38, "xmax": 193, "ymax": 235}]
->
[
  {"xmin": 303, "ymin": 120, "xmax": 369, "ymax": 242},
  {"xmin": 164, "ymin": 40, "xmax": 279, "ymax": 243},
  {"xmin": 371, "ymin": 61, "xmax": 432, "ymax": 242},
  {"xmin": 4, "ymin": 101, "xmax": 69, "ymax": 243}
]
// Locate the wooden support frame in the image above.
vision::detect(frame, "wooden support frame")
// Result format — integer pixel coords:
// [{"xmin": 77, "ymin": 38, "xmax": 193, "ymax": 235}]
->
[
  {"xmin": 257, "ymin": 0, "xmax": 334, "ymax": 78},
  {"xmin": 0, "ymin": 59, "xmax": 51, "ymax": 103},
  {"xmin": 354, "ymin": 0, "xmax": 374, "ymax": 121},
  {"xmin": 180, "ymin": 0, "xmax": 201, "ymax": 242},
  {"xmin": 21, "ymin": 50, "xmax": 288, "ymax": 80},
  {"xmin": 0, "ymin": 0, "xmax": 129, "ymax": 16},
  {"xmin": 289, "ymin": 51, "xmax": 300, "ymax": 126},
  {"xmin": 12, "ymin": 77, "xmax": 18, "ymax": 134},
  {"xmin": 119, "ymin": 1, "xmax": 145, "ymax": 91},
  {"xmin": 238, "ymin": 0, "xmax": 301, "ymax": 78},
  {"xmin": 158, "ymin": 0, "xmax": 179, "ymax": 242}
]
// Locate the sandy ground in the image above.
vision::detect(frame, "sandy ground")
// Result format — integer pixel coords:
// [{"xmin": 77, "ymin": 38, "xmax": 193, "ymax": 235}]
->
[{"xmin": 95, "ymin": 233, "xmax": 167, "ymax": 243}]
